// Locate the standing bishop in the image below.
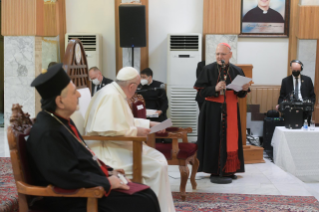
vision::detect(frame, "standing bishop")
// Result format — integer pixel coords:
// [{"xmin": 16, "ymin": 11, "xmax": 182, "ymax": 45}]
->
[
  {"xmin": 84, "ymin": 67, "xmax": 175, "ymax": 212},
  {"xmin": 194, "ymin": 43, "xmax": 250, "ymax": 184}
]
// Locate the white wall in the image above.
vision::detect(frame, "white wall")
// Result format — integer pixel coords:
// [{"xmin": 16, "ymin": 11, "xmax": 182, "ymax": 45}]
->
[
  {"xmin": 65, "ymin": 0, "xmax": 116, "ymax": 80},
  {"xmin": 148, "ymin": 0, "xmax": 204, "ymax": 83},
  {"xmin": 65, "ymin": 0, "xmax": 289, "ymax": 85},
  {"xmin": 237, "ymin": 38, "xmax": 289, "ymax": 85}
]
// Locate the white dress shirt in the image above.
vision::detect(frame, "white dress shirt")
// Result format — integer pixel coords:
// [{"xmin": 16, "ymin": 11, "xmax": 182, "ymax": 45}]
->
[{"xmin": 292, "ymin": 75, "xmax": 303, "ymax": 101}]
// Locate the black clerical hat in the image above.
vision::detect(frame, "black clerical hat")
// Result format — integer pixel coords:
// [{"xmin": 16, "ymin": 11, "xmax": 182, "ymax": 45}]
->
[{"xmin": 31, "ymin": 63, "xmax": 70, "ymax": 99}]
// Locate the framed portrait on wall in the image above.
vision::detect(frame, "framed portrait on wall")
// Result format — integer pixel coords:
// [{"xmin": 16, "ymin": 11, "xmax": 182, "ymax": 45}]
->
[{"xmin": 240, "ymin": 0, "xmax": 290, "ymax": 37}]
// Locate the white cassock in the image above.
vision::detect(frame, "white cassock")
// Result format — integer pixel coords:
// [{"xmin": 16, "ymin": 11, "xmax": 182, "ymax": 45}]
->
[{"xmin": 84, "ymin": 82, "xmax": 175, "ymax": 212}]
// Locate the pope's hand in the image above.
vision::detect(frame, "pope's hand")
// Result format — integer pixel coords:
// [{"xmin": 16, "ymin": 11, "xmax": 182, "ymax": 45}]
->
[
  {"xmin": 150, "ymin": 122, "xmax": 166, "ymax": 134},
  {"xmin": 276, "ymin": 104, "xmax": 279, "ymax": 111},
  {"xmin": 215, "ymin": 81, "xmax": 226, "ymax": 92},
  {"xmin": 137, "ymin": 127, "xmax": 151, "ymax": 136},
  {"xmin": 108, "ymin": 175, "xmax": 130, "ymax": 190}
]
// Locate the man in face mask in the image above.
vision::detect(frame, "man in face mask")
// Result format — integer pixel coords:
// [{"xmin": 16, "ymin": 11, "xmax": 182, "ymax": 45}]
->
[
  {"xmin": 89, "ymin": 66, "xmax": 113, "ymax": 96},
  {"xmin": 277, "ymin": 60, "xmax": 316, "ymax": 124},
  {"xmin": 138, "ymin": 68, "xmax": 168, "ymax": 122}
]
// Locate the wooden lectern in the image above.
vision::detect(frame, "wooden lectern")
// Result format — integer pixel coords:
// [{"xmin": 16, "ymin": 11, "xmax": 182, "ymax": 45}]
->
[{"xmin": 236, "ymin": 64, "xmax": 265, "ymax": 164}]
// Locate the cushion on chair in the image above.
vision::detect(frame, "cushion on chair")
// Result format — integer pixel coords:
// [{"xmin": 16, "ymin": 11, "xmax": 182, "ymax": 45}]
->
[
  {"xmin": 155, "ymin": 132, "xmax": 168, "ymax": 137},
  {"xmin": 155, "ymin": 143, "xmax": 197, "ymax": 160},
  {"xmin": 132, "ymin": 101, "xmax": 147, "ymax": 119},
  {"xmin": 52, "ymin": 187, "xmax": 79, "ymax": 195},
  {"xmin": 166, "ymin": 127, "xmax": 179, "ymax": 132}
]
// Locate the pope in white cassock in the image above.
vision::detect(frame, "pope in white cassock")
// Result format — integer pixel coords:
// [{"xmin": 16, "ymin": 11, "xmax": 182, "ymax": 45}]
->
[{"xmin": 84, "ymin": 67, "xmax": 175, "ymax": 212}]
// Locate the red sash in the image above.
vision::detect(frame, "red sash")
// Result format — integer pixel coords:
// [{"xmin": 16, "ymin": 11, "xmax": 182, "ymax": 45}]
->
[
  {"xmin": 68, "ymin": 122, "xmax": 111, "ymax": 196},
  {"xmin": 205, "ymin": 91, "xmax": 241, "ymax": 173}
]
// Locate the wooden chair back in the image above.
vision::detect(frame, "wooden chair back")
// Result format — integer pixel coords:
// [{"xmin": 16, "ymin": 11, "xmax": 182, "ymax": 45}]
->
[
  {"xmin": 7, "ymin": 104, "xmax": 104, "ymax": 212},
  {"xmin": 7, "ymin": 104, "xmax": 34, "ymax": 211},
  {"xmin": 63, "ymin": 38, "xmax": 91, "ymax": 91}
]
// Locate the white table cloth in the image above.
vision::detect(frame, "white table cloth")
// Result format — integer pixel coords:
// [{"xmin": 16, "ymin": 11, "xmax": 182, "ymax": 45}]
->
[{"xmin": 271, "ymin": 126, "xmax": 319, "ymax": 182}]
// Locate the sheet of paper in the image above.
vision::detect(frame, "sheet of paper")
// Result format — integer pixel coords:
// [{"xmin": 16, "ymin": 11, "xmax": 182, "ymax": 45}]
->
[
  {"xmin": 146, "ymin": 109, "xmax": 159, "ymax": 118},
  {"xmin": 226, "ymin": 75, "xmax": 252, "ymax": 92},
  {"xmin": 149, "ymin": 118, "xmax": 173, "ymax": 134}
]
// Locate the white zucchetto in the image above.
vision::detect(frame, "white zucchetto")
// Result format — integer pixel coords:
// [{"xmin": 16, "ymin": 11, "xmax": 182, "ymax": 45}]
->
[{"xmin": 116, "ymin": 67, "xmax": 139, "ymax": 81}]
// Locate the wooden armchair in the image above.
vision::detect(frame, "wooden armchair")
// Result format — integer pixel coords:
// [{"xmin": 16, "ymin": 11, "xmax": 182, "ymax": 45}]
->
[
  {"xmin": 81, "ymin": 135, "xmax": 150, "ymax": 183},
  {"xmin": 7, "ymin": 104, "xmax": 104, "ymax": 212},
  {"xmin": 128, "ymin": 94, "xmax": 199, "ymax": 200}
]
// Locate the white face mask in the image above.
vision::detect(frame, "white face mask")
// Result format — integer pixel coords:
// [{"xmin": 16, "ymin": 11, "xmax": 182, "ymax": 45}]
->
[
  {"xmin": 92, "ymin": 78, "xmax": 100, "ymax": 85},
  {"xmin": 140, "ymin": 79, "xmax": 148, "ymax": 85}
]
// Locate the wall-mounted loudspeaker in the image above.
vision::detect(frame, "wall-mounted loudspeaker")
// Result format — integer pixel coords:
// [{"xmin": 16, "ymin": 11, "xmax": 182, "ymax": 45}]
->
[{"xmin": 119, "ymin": 4, "xmax": 146, "ymax": 48}]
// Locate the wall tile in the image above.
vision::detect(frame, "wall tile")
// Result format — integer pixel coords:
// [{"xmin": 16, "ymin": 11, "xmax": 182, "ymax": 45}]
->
[
  {"xmin": 206, "ymin": 34, "xmax": 238, "ymax": 65},
  {"xmin": 297, "ymin": 40, "xmax": 317, "ymax": 83}
]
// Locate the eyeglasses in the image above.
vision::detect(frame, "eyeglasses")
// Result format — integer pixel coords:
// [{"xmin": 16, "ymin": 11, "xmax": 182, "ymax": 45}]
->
[{"xmin": 215, "ymin": 53, "xmax": 229, "ymax": 56}]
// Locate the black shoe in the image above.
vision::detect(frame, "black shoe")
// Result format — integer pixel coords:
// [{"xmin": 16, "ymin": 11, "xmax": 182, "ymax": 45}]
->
[
  {"xmin": 210, "ymin": 175, "xmax": 232, "ymax": 184},
  {"xmin": 230, "ymin": 174, "xmax": 237, "ymax": 179}
]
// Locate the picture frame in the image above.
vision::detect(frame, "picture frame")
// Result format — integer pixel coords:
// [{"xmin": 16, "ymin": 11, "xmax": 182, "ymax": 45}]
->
[{"xmin": 240, "ymin": 0, "xmax": 290, "ymax": 38}]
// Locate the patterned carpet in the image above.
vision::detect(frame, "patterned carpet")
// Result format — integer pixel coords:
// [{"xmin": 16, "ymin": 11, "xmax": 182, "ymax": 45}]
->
[
  {"xmin": 173, "ymin": 192, "xmax": 319, "ymax": 212},
  {"xmin": 0, "ymin": 158, "xmax": 18, "ymax": 212},
  {"xmin": 2, "ymin": 157, "xmax": 319, "ymax": 212}
]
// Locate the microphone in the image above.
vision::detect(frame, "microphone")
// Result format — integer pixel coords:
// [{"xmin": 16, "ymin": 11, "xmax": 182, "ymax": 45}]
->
[{"xmin": 221, "ymin": 60, "xmax": 226, "ymax": 68}]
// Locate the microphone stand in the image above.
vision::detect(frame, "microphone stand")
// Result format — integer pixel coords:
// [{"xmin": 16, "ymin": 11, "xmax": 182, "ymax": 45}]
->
[{"xmin": 211, "ymin": 61, "xmax": 232, "ymax": 184}]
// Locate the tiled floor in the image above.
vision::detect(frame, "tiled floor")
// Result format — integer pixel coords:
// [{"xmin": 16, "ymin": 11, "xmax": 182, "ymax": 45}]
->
[
  {"xmin": 1, "ymin": 127, "xmax": 318, "ymax": 201},
  {"xmin": 168, "ymin": 158, "xmax": 319, "ymax": 201}
]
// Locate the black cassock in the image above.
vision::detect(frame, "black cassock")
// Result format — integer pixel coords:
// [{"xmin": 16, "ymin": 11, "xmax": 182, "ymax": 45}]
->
[
  {"xmin": 139, "ymin": 80, "xmax": 169, "ymax": 122},
  {"xmin": 27, "ymin": 111, "xmax": 160, "ymax": 212},
  {"xmin": 194, "ymin": 62, "xmax": 248, "ymax": 175},
  {"xmin": 242, "ymin": 6, "xmax": 284, "ymax": 23}
]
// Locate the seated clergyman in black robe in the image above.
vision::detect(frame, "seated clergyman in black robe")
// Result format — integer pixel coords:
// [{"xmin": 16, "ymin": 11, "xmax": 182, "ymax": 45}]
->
[
  {"xmin": 27, "ymin": 64, "xmax": 161, "ymax": 212},
  {"xmin": 138, "ymin": 68, "xmax": 168, "ymax": 122},
  {"xmin": 194, "ymin": 43, "xmax": 250, "ymax": 184},
  {"xmin": 242, "ymin": 0, "xmax": 284, "ymax": 23}
]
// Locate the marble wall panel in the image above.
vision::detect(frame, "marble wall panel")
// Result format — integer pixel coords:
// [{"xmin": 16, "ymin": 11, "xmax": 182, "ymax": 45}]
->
[
  {"xmin": 206, "ymin": 34, "xmax": 238, "ymax": 65},
  {"xmin": 4, "ymin": 37, "xmax": 35, "ymax": 78},
  {"xmin": 4, "ymin": 36, "xmax": 39, "ymax": 157},
  {"xmin": 297, "ymin": 40, "xmax": 317, "ymax": 83},
  {"xmin": 122, "ymin": 48, "xmax": 141, "ymax": 71},
  {"xmin": 300, "ymin": 0, "xmax": 319, "ymax": 5},
  {"xmin": 42, "ymin": 36, "xmax": 59, "ymax": 69}
]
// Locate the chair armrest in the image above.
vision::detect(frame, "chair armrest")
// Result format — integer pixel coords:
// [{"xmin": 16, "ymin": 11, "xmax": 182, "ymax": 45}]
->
[
  {"xmin": 154, "ymin": 132, "xmax": 181, "ymax": 157},
  {"xmin": 16, "ymin": 181, "xmax": 104, "ymax": 198},
  {"xmin": 82, "ymin": 135, "xmax": 146, "ymax": 183},
  {"xmin": 82, "ymin": 135, "xmax": 147, "ymax": 142}
]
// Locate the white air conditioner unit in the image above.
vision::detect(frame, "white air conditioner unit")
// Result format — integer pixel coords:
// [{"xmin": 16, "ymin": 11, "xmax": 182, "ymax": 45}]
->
[
  {"xmin": 166, "ymin": 33, "xmax": 202, "ymax": 142},
  {"xmin": 65, "ymin": 33, "xmax": 102, "ymax": 70}
]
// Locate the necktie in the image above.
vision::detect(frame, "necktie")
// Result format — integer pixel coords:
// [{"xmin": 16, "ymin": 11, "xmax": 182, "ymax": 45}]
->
[{"xmin": 294, "ymin": 77, "xmax": 299, "ymax": 100}]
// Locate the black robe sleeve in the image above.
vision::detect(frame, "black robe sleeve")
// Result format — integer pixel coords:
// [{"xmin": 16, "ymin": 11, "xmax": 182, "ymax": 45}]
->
[
  {"xmin": 158, "ymin": 88, "xmax": 169, "ymax": 113},
  {"xmin": 194, "ymin": 64, "xmax": 220, "ymax": 98},
  {"xmin": 32, "ymin": 131, "xmax": 112, "ymax": 192}
]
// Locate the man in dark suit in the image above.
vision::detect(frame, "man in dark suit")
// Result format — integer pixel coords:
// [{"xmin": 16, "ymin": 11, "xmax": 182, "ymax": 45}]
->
[
  {"xmin": 195, "ymin": 61, "xmax": 206, "ymax": 111},
  {"xmin": 89, "ymin": 67, "xmax": 113, "ymax": 96},
  {"xmin": 277, "ymin": 60, "xmax": 316, "ymax": 123},
  {"xmin": 138, "ymin": 68, "xmax": 168, "ymax": 122}
]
